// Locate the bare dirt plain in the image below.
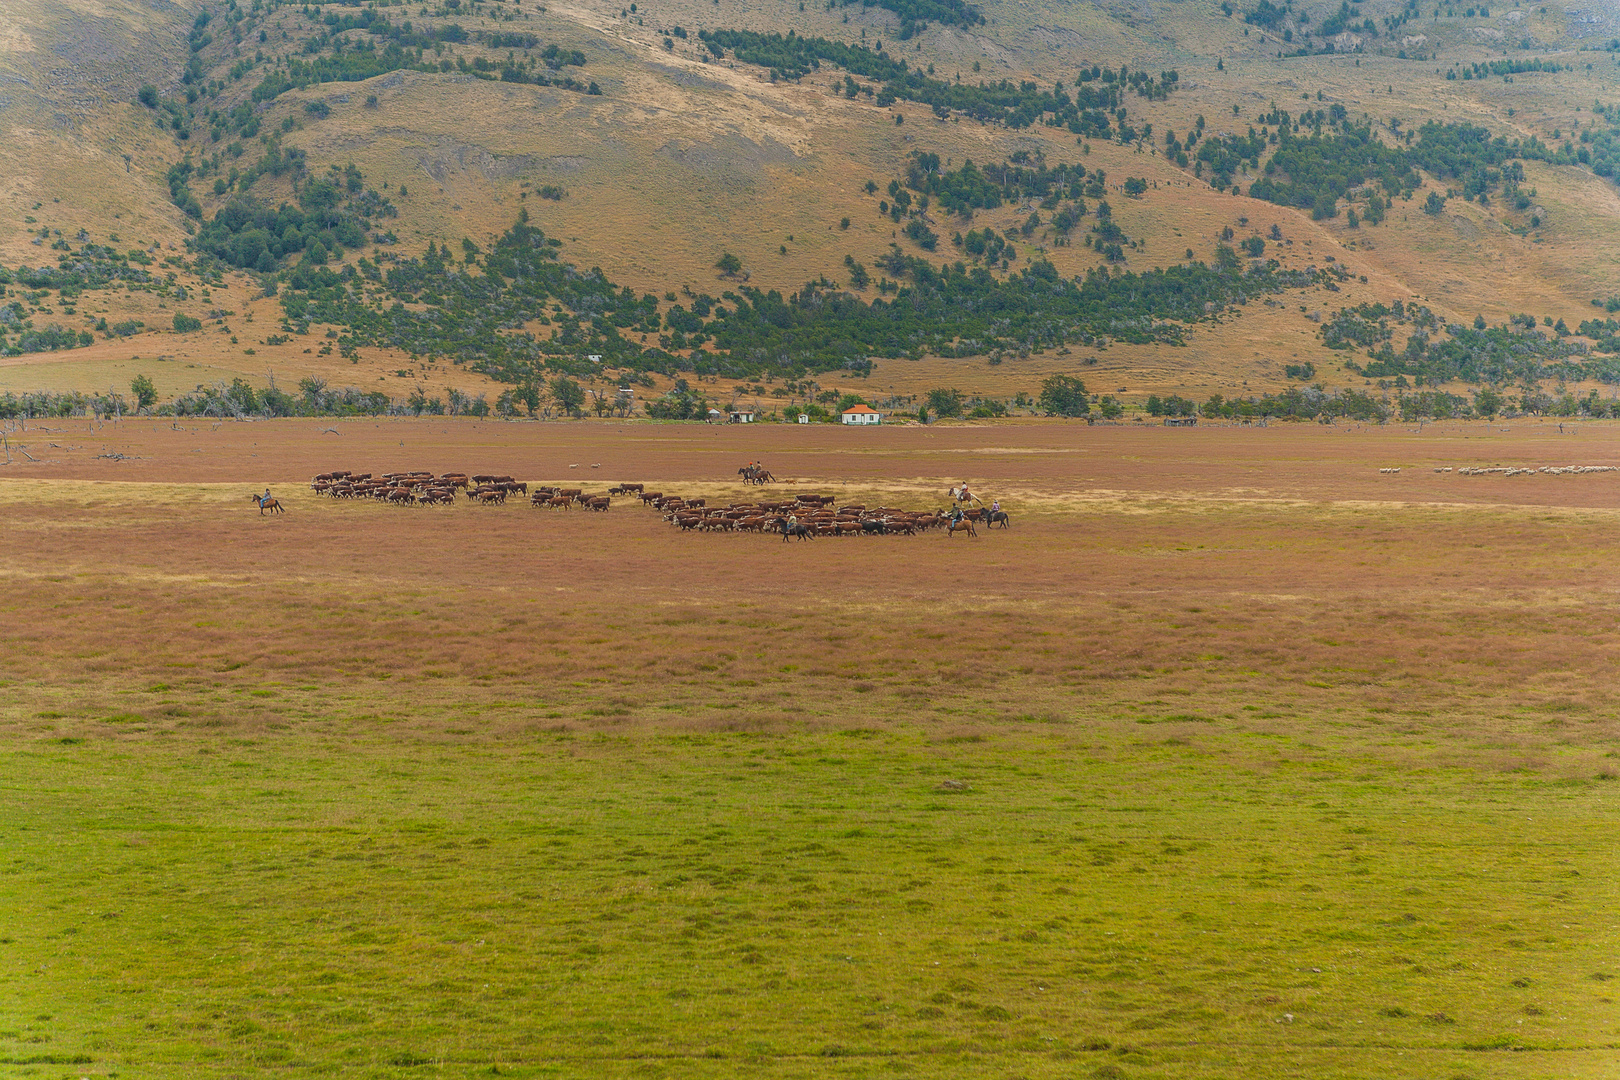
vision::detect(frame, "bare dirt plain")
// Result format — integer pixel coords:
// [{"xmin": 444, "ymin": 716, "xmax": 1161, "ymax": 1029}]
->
[{"xmin": 2, "ymin": 418, "xmax": 1618, "ymax": 1078}]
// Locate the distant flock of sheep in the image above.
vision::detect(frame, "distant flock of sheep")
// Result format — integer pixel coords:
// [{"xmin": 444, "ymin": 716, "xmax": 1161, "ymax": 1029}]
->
[
  {"xmin": 1373, "ymin": 465, "xmax": 1620, "ymax": 477},
  {"xmin": 1450, "ymin": 465, "xmax": 1619, "ymax": 476}
]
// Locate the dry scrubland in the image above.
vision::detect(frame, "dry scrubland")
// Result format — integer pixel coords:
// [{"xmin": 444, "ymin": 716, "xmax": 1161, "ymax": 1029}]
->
[{"xmin": 2, "ymin": 419, "xmax": 1619, "ymax": 1077}]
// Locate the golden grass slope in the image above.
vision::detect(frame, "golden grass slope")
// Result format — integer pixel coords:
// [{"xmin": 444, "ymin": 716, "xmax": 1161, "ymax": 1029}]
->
[{"xmin": 1, "ymin": 0, "xmax": 1619, "ymax": 405}]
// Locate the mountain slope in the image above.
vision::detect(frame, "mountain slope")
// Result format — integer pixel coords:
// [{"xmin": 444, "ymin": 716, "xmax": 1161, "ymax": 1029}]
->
[{"xmin": 3, "ymin": 0, "xmax": 1619, "ymax": 417}]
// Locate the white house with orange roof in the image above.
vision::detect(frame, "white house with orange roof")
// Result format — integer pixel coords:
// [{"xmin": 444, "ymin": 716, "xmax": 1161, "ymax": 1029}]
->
[{"xmin": 840, "ymin": 404, "xmax": 882, "ymax": 425}]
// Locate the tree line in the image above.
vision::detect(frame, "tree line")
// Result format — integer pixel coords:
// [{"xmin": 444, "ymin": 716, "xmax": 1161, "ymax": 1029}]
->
[
  {"xmin": 830, "ymin": 0, "xmax": 984, "ymax": 39},
  {"xmin": 700, "ymin": 29, "xmax": 1174, "ymax": 133},
  {"xmin": 902, "ymin": 152, "xmax": 1106, "ymax": 213},
  {"xmin": 262, "ymin": 204, "xmax": 1332, "ymax": 390},
  {"xmin": 190, "ymin": 162, "xmax": 398, "ymax": 271},
  {"xmin": 1200, "ymin": 111, "xmax": 1618, "ymax": 219},
  {"xmin": 1322, "ymin": 300, "xmax": 1610, "ymax": 386}
]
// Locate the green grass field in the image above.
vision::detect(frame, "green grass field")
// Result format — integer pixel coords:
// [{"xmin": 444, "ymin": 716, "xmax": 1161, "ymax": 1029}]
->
[
  {"xmin": 3, "ymin": 440, "xmax": 1618, "ymax": 1077},
  {"xmin": 7, "ymin": 717, "xmax": 1616, "ymax": 1077}
]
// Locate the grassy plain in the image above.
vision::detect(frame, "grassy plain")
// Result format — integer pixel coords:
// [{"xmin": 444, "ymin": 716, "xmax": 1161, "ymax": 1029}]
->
[{"xmin": 2, "ymin": 419, "xmax": 1618, "ymax": 1077}]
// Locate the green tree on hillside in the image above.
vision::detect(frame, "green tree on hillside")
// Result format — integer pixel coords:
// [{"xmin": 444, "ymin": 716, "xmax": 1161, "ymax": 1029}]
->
[
  {"xmin": 1039, "ymin": 374, "xmax": 1090, "ymax": 417},
  {"xmin": 130, "ymin": 374, "xmax": 157, "ymax": 411},
  {"xmin": 716, "ymin": 252, "xmax": 743, "ymax": 276},
  {"xmin": 550, "ymin": 375, "xmax": 585, "ymax": 417},
  {"xmin": 926, "ymin": 387, "xmax": 963, "ymax": 418}
]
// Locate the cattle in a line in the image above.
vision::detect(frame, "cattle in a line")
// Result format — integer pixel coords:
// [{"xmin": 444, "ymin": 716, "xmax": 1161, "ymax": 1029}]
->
[{"xmin": 307, "ymin": 468, "xmax": 1006, "ymax": 541}]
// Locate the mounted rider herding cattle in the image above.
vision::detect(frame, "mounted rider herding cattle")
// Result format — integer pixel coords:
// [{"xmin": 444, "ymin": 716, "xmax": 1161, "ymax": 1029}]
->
[{"xmin": 252, "ymin": 488, "xmax": 286, "ymax": 515}]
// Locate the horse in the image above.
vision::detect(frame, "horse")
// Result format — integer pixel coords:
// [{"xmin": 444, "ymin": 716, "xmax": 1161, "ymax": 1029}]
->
[
  {"xmin": 739, "ymin": 464, "xmax": 777, "ymax": 485},
  {"xmin": 945, "ymin": 517, "xmax": 977, "ymax": 539},
  {"xmin": 780, "ymin": 521, "xmax": 816, "ymax": 542},
  {"xmin": 984, "ymin": 509, "xmax": 1011, "ymax": 529},
  {"xmin": 251, "ymin": 493, "xmax": 286, "ymax": 515}
]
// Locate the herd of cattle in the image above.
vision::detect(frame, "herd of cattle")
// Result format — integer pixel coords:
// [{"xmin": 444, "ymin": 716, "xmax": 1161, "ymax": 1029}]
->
[
  {"xmin": 639, "ymin": 490, "xmax": 1003, "ymax": 539},
  {"xmin": 308, "ymin": 471, "xmax": 1008, "ymax": 538},
  {"xmin": 311, "ymin": 470, "xmax": 619, "ymax": 510}
]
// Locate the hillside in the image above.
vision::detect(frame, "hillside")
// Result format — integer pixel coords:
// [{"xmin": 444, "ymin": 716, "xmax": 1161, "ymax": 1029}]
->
[{"xmin": 2, "ymin": 0, "xmax": 1620, "ymax": 419}]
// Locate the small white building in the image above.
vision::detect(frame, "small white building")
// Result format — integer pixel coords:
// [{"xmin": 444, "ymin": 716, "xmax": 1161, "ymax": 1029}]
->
[
  {"xmin": 841, "ymin": 404, "xmax": 882, "ymax": 425},
  {"xmin": 797, "ymin": 413, "xmax": 810, "ymax": 424},
  {"xmin": 728, "ymin": 410, "xmax": 756, "ymax": 424}
]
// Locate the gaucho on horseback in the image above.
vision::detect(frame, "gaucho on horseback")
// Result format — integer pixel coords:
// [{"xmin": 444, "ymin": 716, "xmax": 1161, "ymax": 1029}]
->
[{"xmin": 251, "ymin": 488, "xmax": 286, "ymax": 515}]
